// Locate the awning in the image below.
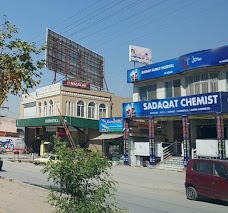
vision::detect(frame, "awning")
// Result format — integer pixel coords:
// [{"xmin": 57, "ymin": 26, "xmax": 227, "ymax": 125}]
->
[{"xmin": 90, "ymin": 133, "xmax": 123, "ymax": 140}]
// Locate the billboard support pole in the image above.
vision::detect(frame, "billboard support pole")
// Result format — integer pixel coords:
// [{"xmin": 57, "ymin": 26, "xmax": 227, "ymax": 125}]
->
[
  {"xmin": 149, "ymin": 117, "xmax": 156, "ymax": 166},
  {"xmin": 182, "ymin": 115, "xmax": 190, "ymax": 167},
  {"xmin": 216, "ymin": 112, "xmax": 225, "ymax": 159},
  {"xmin": 123, "ymin": 119, "xmax": 129, "ymax": 165}
]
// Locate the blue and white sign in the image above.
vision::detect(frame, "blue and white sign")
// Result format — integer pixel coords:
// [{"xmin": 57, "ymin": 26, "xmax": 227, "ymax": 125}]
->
[
  {"xmin": 99, "ymin": 117, "xmax": 123, "ymax": 132},
  {"xmin": 123, "ymin": 93, "xmax": 221, "ymax": 118},
  {"xmin": 178, "ymin": 49, "xmax": 212, "ymax": 72},
  {"xmin": 127, "ymin": 59, "xmax": 177, "ymax": 83},
  {"xmin": 127, "ymin": 45, "xmax": 228, "ymax": 82}
]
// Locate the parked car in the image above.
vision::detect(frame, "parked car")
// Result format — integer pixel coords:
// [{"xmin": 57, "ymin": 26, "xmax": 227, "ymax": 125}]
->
[
  {"xmin": 0, "ymin": 157, "xmax": 3, "ymax": 171},
  {"xmin": 33, "ymin": 154, "xmax": 59, "ymax": 165},
  {"xmin": 185, "ymin": 159, "xmax": 228, "ymax": 202}
]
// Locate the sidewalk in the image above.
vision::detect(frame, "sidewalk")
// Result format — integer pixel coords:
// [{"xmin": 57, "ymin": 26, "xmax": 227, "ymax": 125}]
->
[{"xmin": 0, "ymin": 152, "xmax": 36, "ymax": 163}]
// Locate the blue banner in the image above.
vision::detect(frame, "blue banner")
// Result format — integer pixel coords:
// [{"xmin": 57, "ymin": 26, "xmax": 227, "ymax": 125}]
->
[
  {"xmin": 123, "ymin": 93, "xmax": 221, "ymax": 118},
  {"xmin": 178, "ymin": 49, "xmax": 212, "ymax": 72},
  {"xmin": 127, "ymin": 59, "xmax": 177, "ymax": 83},
  {"xmin": 99, "ymin": 117, "xmax": 123, "ymax": 132},
  {"xmin": 127, "ymin": 45, "xmax": 228, "ymax": 82}
]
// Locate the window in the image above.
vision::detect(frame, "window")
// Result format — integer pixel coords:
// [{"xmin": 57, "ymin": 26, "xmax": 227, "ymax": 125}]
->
[
  {"xmin": 214, "ymin": 164, "xmax": 228, "ymax": 178},
  {"xmin": 139, "ymin": 84, "xmax": 156, "ymax": 101},
  {"xmin": 88, "ymin": 102, "xmax": 95, "ymax": 119},
  {"xmin": 173, "ymin": 79, "xmax": 181, "ymax": 97},
  {"xmin": 193, "ymin": 161, "xmax": 212, "ymax": 175},
  {"xmin": 165, "ymin": 80, "xmax": 181, "ymax": 98},
  {"xmin": 165, "ymin": 81, "xmax": 173, "ymax": 98},
  {"xmin": 49, "ymin": 100, "xmax": 54, "ymax": 116},
  {"xmin": 186, "ymin": 72, "xmax": 218, "ymax": 95},
  {"xmin": 77, "ymin": 101, "xmax": 85, "ymax": 117},
  {"xmin": 38, "ymin": 102, "xmax": 42, "ymax": 117},
  {"xmin": 44, "ymin": 101, "xmax": 47, "ymax": 117},
  {"xmin": 99, "ymin": 104, "xmax": 106, "ymax": 118}
]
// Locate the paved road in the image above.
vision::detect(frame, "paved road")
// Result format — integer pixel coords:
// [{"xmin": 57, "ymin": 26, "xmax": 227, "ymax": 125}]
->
[{"xmin": 0, "ymin": 159, "xmax": 228, "ymax": 213}]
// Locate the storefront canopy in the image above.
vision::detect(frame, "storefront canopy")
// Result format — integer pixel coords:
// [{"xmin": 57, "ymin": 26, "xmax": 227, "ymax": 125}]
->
[{"xmin": 90, "ymin": 133, "xmax": 123, "ymax": 140}]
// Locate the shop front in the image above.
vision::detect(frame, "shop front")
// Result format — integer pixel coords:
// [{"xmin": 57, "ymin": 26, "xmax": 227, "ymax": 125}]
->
[
  {"xmin": 122, "ymin": 92, "xmax": 228, "ymax": 166},
  {"xmin": 16, "ymin": 116, "xmax": 99, "ymax": 156}
]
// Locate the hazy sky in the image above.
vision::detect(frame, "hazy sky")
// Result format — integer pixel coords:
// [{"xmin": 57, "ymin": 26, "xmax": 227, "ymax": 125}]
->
[{"xmin": 1, "ymin": 0, "xmax": 228, "ymax": 118}]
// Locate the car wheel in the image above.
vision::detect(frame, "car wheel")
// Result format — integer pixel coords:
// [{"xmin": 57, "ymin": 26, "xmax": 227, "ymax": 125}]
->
[{"xmin": 186, "ymin": 186, "xmax": 198, "ymax": 200}]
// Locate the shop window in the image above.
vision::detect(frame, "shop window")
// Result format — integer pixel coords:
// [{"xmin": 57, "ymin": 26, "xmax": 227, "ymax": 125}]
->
[
  {"xmin": 88, "ymin": 102, "xmax": 95, "ymax": 119},
  {"xmin": 99, "ymin": 104, "xmax": 106, "ymax": 118},
  {"xmin": 139, "ymin": 84, "xmax": 156, "ymax": 101},
  {"xmin": 44, "ymin": 101, "xmax": 47, "ymax": 117},
  {"xmin": 77, "ymin": 100, "xmax": 85, "ymax": 117}
]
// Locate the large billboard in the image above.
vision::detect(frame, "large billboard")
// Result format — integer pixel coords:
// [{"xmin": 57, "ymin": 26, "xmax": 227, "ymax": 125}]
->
[
  {"xmin": 46, "ymin": 29, "xmax": 104, "ymax": 90},
  {"xmin": 129, "ymin": 45, "xmax": 152, "ymax": 64}
]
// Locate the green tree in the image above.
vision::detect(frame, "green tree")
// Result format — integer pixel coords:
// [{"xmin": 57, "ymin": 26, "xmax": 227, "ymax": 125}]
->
[
  {"xmin": 0, "ymin": 17, "xmax": 45, "ymax": 106},
  {"xmin": 43, "ymin": 138, "xmax": 127, "ymax": 213}
]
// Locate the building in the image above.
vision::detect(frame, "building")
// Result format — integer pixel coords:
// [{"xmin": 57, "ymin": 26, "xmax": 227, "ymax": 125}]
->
[
  {"xmin": 123, "ymin": 45, "xmax": 228, "ymax": 166},
  {"xmin": 16, "ymin": 82, "xmax": 131, "ymax": 154}
]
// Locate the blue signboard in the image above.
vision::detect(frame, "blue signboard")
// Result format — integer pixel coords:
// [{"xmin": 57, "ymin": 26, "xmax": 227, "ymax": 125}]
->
[
  {"xmin": 123, "ymin": 93, "xmax": 221, "ymax": 118},
  {"xmin": 127, "ymin": 59, "xmax": 177, "ymax": 83},
  {"xmin": 178, "ymin": 49, "xmax": 212, "ymax": 73},
  {"xmin": 99, "ymin": 117, "xmax": 123, "ymax": 132},
  {"xmin": 127, "ymin": 45, "xmax": 228, "ymax": 82}
]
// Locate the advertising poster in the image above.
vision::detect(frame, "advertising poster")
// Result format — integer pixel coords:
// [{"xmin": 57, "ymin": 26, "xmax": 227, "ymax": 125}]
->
[
  {"xmin": 0, "ymin": 137, "xmax": 25, "ymax": 151},
  {"xmin": 129, "ymin": 45, "xmax": 152, "ymax": 64},
  {"xmin": 99, "ymin": 117, "xmax": 123, "ymax": 132}
]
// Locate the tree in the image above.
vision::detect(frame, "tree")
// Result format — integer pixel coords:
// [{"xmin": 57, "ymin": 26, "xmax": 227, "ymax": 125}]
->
[
  {"xmin": 0, "ymin": 17, "xmax": 45, "ymax": 106},
  {"xmin": 42, "ymin": 138, "xmax": 127, "ymax": 213}
]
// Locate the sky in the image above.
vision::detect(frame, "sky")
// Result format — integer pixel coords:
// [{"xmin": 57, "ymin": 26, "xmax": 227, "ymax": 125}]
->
[{"xmin": 1, "ymin": 0, "xmax": 228, "ymax": 118}]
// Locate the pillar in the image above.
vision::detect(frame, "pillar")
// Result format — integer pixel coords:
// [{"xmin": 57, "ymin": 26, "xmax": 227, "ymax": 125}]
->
[
  {"xmin": 123, "ymin": 119, "xmax": 129, "ymax": 165},
  {"xmin": 182, "ymin": 115, "xmax": 190, "ymax": 167},
  {"xmin": 149, "ymin": 117, "xmax": 156, "ymax": 165},
  {"xmin": 216, "ymin": 113, "xmax": 226, "ymax": 159}
]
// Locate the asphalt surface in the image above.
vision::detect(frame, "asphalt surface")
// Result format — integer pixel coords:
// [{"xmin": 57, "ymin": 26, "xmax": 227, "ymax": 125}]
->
[{"xmin": 0, "ymin": 153, "xmax": 228, "ymax": 213}]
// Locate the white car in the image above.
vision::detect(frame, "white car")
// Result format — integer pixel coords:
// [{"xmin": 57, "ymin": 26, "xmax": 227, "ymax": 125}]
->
[{"xmin": 33, "ymin": 155, "xmax": 58, "ymax": 165}]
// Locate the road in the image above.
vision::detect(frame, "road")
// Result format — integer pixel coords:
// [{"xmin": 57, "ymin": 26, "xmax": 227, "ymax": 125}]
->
[{"xmin": 0, "ymin": 159, "xmax": 228, "ymax": 213}]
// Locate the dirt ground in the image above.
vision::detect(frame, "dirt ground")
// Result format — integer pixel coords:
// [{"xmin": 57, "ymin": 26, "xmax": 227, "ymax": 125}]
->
[{"xmin": 0, "ymin": 177, "xmax": 53, "ymax": 213}]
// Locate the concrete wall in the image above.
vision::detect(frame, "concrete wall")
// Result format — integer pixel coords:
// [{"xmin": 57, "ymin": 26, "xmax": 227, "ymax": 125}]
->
[{"xmin": 0, "ymin": 117, "xmax": 17, "ymax": 133}]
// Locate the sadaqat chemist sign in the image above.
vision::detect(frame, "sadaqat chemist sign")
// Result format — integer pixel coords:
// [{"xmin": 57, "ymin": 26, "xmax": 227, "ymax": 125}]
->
[{"xmin": 123, "ymin": 93, "xmax": 221, "ymax": 118}]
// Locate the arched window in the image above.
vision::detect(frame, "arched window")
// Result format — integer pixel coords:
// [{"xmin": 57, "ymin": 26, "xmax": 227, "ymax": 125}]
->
[
  {"xmin": 88, "ymin": 102, "xmax": 95, "ymax": 119},
  {"xmin": 49, "ymin": 100, "xmax": 54, "ymax": 116},
  {"xmin": 38, "ymin": 102, "xmax": 42, "ymax": 117},
  {"xmin": 77, "ymin": 101, "xmax": 85, "ymax": 117},
  {"xmin": 44, "ymin": 101, "xmax": 47, "ymax": 117},
  {"xmin": 99, "ymin": 103, "xmax": 106, "ymax": 118}
]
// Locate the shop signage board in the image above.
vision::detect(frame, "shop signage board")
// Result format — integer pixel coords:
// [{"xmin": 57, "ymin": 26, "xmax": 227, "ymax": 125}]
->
[
  {"xmin": 63, "ymin": 80, "xmax": 90, "ymax": 90},
  {"xmin": 99, "ymin": 117, "xmax": 123, "ymax": 132},
  {"xmin": 123, "ymin": 92, "xmax": 221, "ymax": 118},
  {"xmin": 127, "ymin": 45, "xmax": 228, "ymax": 82}
]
